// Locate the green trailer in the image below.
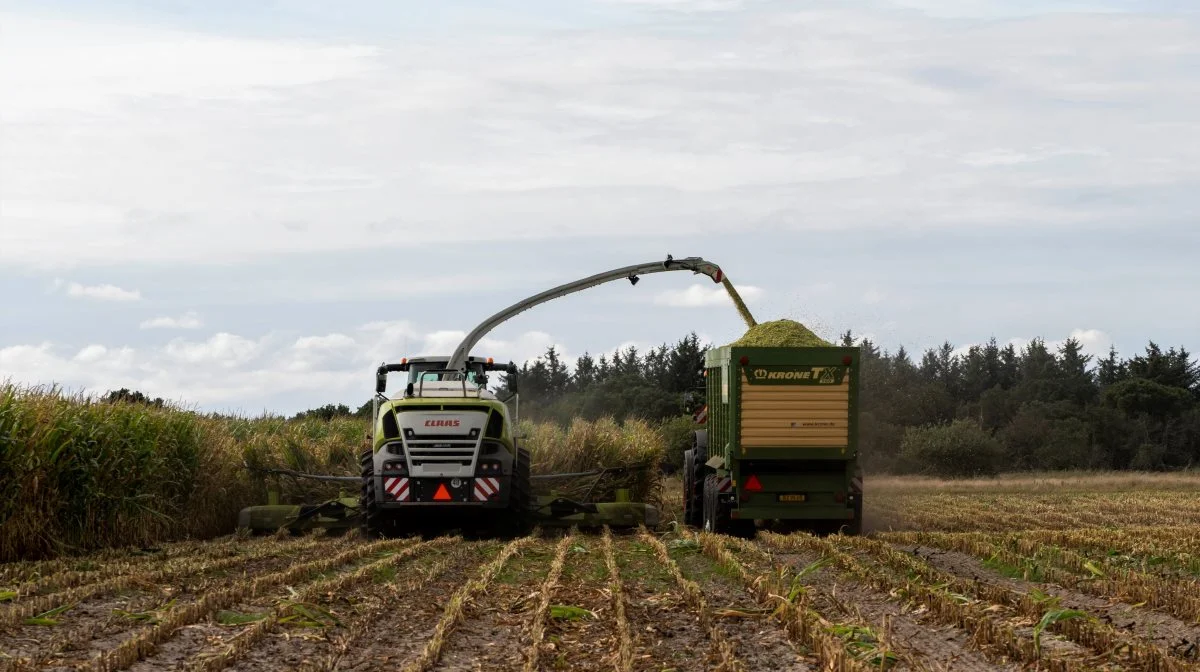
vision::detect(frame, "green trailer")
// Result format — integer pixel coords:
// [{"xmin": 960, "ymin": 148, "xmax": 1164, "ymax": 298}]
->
[{"xmin": 683, "ymin": 344, "xmax": 864, "ymax": 537}]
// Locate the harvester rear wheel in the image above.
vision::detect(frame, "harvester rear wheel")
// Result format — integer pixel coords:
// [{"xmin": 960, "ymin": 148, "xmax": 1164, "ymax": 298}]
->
[{"xmin": 359, "ymin": 449, "xmax": 392, "ymax": 539}]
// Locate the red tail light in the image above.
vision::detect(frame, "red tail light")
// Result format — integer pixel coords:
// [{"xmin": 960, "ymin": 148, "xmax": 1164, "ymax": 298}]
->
[{"xmin": 743, "ymin": 474, "xmax": 762, "ymax": 492}]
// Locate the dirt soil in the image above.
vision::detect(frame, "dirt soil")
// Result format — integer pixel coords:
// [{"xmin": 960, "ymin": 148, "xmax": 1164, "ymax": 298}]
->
[
  {"xmin": 432, "ymin": 539, "xmax": 555, "ymax": 671},
  {"xmin": 6, "ymin": 522, "xmax": 1200, "ymax": 672},
  {"xmin": 671, "ymin": 540, "xmax": 813, "ymax": 671},
  {"xmin": 904, "ymin": 543, "xmax": 1200, "ymax": 665},
  {"xmin": 531, "ymin": 537, "xmax": 621, "ymax": 672},
  {"xmin": 766, "ymin": 547, "xmax": 1026, "ymax": 672},
  {"xmin": 1, "ymin": 537, "xmax": 341, "ymax": 670},
  {"xmin": 615, "ymin": 535, "xmax": 721, "ymax": 672}
]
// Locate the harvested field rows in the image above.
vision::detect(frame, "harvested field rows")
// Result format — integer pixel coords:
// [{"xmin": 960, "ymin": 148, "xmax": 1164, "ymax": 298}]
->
[{"xmin": 5, "ymin": 478, "xmax": 1200, "ymax": 671}]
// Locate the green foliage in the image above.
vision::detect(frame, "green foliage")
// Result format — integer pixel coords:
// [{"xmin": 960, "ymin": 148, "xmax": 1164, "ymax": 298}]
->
[
  {"xmin": 549, "ymin": 605, "xmax": 595, "ymax": 621},
  {"xmin": 898, "ymin": 419, "xmax": 1005, "ymax": 478},
  {"xmin": 1033, "ymin": 608, "xmax": 1089, "ymax": 655},
  {"xmin": 1102, "ymin": 377, "xmax": 1194, "ymax": 418},
  {"xmin": 657, "ymin": 415, "xmax": 699, "ymax": 472}
]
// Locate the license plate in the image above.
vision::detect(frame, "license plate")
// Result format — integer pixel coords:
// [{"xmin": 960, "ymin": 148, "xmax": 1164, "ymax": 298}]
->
[{"xmin": 777, "ymin": 494, "xmax": 807, "ymax": 502}]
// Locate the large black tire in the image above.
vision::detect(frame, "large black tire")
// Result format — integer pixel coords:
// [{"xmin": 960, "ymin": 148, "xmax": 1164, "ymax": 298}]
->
[
  {"xmin": 360, "ymin": 449, "xmax": 391, "ymax": 539},
  {"xmin": 703, "ymin": 474, "xmax": 755, "ymax": 539},
  {"xmin": 682, "ymin": 449, "xmax": 697, "ymax": 527},
  {"xmin": 843, "ymin": 464, "xmax": 864, "ymax": 535},
  {"xmin": 503, "ymin": 446, "xmax": 534, "ymax": 538},
  {"xmin": 684, "ymin": 431, "xmax": 707, "ymax": 528}
]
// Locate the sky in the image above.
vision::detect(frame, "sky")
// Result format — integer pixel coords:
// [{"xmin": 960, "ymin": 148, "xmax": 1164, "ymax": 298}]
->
[{"xmin": 1, "ymin": 0, "xmax": 1197, "ymax": 415}]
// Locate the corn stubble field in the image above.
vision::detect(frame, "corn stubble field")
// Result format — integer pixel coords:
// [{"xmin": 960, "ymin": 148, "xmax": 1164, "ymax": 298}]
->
[{"xmin": 4, "ymin": 475, "xmax": 1200, "ymax": 672}]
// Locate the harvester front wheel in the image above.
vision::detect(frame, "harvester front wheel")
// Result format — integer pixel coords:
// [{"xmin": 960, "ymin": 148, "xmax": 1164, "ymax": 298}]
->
[
  {"xmin": 359, "ymin": 449, "xmax": 391, "ymax": 539},
  {"xmin": 489, "ymin": 445, "xmax": 533, "ymax": 539},
  {"xmin": 510, "ymin": 445, "xmax": 533, "ymax": 536}
]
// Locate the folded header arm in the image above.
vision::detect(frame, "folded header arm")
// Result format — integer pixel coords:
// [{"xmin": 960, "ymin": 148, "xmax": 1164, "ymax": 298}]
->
[{"xmin": 446, "ymin": 255, "xmax": 727, "ymax": 373}]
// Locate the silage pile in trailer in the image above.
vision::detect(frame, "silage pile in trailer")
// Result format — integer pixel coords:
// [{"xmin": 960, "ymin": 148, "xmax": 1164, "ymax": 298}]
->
[
  {"xmin": 730, "ymin": 318, "xmax": 832, "ymax": 347},
  {"xmin": 519, "ymin": 416, "xmax": 664, "ymax": 505}
]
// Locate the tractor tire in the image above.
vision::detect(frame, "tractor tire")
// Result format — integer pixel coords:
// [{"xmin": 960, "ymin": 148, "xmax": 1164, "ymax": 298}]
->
[
  {"xmin": 685, "ymin": 431, "xmax": 708, "ymax": 528},
  {"xmin": 359, "ymin": 449, "xmax": 392, "ymax": 539}
]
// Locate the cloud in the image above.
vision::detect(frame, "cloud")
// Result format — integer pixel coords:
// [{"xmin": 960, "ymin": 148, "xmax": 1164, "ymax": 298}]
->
[
  {"xmin": 862, "ymin": 288, "xmax": 886, "ymax": 305},
  {"xmin": 140, "ymin": 312, "xmax": 203, "ymax": 329},
  {"xmin": 2, "ymin": 5, "xmax": 1196, "ymax": 270},
  {"xmin": 654, "ymin": 283, "xmax": 764, "ymax": 308},
  {"xmin": 0, "ymin": 322, "xmax": 574, "ymax": 411},
  {"xmin": 63, "ymin": 282, "xmax": 142, "ymax": 302},
  {"xmin": 961, "ymin": 147, "xmax": 1109, "ymax": 167}
]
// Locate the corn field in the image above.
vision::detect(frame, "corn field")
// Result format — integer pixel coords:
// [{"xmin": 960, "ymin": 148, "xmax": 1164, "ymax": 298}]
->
[
  {"xmin": 0, "ymin": 384, "xmax": 666, "ymax": 562},
  {"xmin": 1, "ymin": 470, "xmax": 1199, "ymax": 670},
  {"xmin": 6, "ymin": 384, "xmax": 1200, "ymax": 670}
]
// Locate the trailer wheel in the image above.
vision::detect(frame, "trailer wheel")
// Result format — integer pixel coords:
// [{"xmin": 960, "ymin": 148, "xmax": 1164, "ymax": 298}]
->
[
  {"xmin": 359, "ymin": 449, "xmax": 392, "ymax": 539},
  {"xmin": 844, "ymin": 464, "xmax": 864, "ymax": 535},
  {"xmin": 702, "ymin": 475, "xmax": 755, "ymax": 539}
]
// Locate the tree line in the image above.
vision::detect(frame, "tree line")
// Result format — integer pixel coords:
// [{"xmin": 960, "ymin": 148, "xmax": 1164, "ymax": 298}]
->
[
  {"xmin": 265, "ymin": 329, "xmax": 1200, "ymax": 477},
  {"xmin": 503, "ymin": 331, "xmax": 1200, "ymax": 477}
]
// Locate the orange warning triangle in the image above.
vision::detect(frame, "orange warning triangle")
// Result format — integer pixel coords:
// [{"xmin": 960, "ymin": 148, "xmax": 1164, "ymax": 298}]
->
[{"xmin": 433, "ymin": 483, "xmax": 452, "ymax": 501}]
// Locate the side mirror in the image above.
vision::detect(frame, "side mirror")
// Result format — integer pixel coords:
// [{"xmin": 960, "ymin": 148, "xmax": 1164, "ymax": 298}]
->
[
  {"xmin": 375, "ymin": 371, "xmax": 386, "ymax": 395},
  {"xmin": 405, "ymin": 382, "xmax": 414, "ymax": 397}
]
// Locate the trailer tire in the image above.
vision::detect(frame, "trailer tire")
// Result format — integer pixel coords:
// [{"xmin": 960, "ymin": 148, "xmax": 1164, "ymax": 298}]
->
[
  {"xmin": 702, "ymin": 474, "xmax": 754, "ymax": 538},
  {"xmin": 844, "ymin": 464, "xmax": 864, "ymax": 536}
]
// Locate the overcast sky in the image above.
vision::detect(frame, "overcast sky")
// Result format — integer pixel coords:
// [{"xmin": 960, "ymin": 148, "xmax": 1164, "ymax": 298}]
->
[{"xmin": 1, "ymin": 0, "xmax": 1197, "ymax": 415}]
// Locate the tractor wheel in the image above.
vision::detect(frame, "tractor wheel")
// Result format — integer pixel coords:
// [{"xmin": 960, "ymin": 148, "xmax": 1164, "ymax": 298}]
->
[
  {"xmin": 359, "ymin": 449, "xmax": 391, "ymax": 539},
  {"xmin": 682, "ymin": 449, "xmax": 697, "ymax": 527},
  {"xmin": 685, "ymin": 431, "xmax": 707, "ymax": 528}
]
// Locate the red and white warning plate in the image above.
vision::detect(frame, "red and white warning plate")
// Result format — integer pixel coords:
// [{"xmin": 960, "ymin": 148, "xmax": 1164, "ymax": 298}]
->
[
  {"xmin": 384, "ymin": 476, "xmax": 410, "ymax": 502},
  {"xmin": 474, "ymin": 477, "xmax": 500, "ymax": 501}
]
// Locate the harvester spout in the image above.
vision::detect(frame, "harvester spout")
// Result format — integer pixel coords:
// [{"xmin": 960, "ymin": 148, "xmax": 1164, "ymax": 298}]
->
[{"xmin": 446, "ymin": 254, "xmax": 750, "ymax": 372}]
